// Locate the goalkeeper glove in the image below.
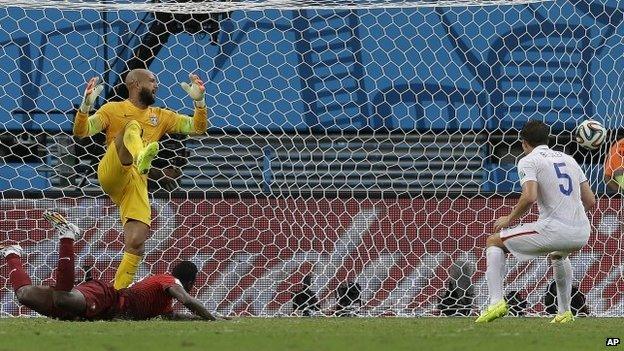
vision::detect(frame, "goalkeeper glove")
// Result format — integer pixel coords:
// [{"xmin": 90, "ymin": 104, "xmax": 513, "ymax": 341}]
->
[
  {"xmin": 180, "ymin": 73, "xmax": 206, "ymax": 108},
  {"xmin": 79, "ymin": 77, "xmax": 104, "ymax": 114}
]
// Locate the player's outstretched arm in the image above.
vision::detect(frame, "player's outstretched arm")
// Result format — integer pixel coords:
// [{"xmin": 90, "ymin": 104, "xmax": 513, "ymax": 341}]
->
[
  {"xmin": 166, "ymin": 285, "xmax": 217, "ymax": 321},
  {"xmin": 161, "ymin": 312, "xmax": 204, "ymax": 321},
  {"xmin": 161, "ymin": 312, "xmax": 232, "ymax": 321},
  {"xmin": 73, "ymin": 77, "xmax": 108, "ymax": 138},
  {"xmin": 169, "ymin": 73, "xmax": 208, "ymax": 135}
]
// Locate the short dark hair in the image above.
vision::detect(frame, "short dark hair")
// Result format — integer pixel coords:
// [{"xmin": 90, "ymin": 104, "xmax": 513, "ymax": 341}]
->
[
  {"xmin": 172, "ymin": 261, "xmax": 198, "ymax": 291},
  {"xmin": 520, "ymin": 120, "xmax": 550, "ymax": 147}
]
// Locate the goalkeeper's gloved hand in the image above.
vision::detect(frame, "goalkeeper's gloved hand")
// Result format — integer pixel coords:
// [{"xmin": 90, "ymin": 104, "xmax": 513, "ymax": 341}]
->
[
  {"xmin": 79, "ymin": 77, "xmax": 104, "ymax": 114},
  {"xmin": 180, "ymin": 73, "xmax": 206, "ymax": 108}
]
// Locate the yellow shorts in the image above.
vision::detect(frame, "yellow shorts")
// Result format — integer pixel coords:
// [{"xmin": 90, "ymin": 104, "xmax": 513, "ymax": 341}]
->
[{"xmin": 97, "ymin": 142, "xmax": 151, "ymax": 226}]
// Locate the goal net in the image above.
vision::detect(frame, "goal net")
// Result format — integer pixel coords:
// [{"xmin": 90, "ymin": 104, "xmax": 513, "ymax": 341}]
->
[{"xmin": 0, "ymin": 0, "xmax": 623, "ymax": 317}]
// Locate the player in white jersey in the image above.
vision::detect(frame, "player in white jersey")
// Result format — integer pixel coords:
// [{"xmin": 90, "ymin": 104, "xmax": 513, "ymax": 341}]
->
[{"xmin": 476, "ymin": 120, "xmax": 596, "ymax": 324}]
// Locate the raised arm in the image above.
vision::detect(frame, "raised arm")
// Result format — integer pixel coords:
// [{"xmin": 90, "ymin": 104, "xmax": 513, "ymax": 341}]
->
[
  {"xmin": 166, "ymin": 285, "xmax": 216, "ymax": 321},
  {"xmin": 168, "ymin": 109, "xmax": 208, "ymax": 136},
  {"xmin": 169, "ymin": 73, "xmax": 208, "ymax": 135},
  {"xmin": 73, "ymin": 77, "xmax": 108, "ymax": 138}
]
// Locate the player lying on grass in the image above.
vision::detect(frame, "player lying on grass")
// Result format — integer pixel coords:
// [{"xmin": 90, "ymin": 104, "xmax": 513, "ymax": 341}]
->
[
  {"xmin": 74, "ymin": 69, "xmax": 208, "ymax": 290},
  {"xmin": 476, "ymin": 120, "xmax": 596, "ymax": 324},
  {"xmin": 1, "ymin": 211, "xmax": 220, "ymax": 321}
]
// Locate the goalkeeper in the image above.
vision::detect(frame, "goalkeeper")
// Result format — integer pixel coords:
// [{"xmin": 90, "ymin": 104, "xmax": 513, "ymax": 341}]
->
[{"xmin": 73, "ymin": 69, "xmax": 207, "ymax": 290}]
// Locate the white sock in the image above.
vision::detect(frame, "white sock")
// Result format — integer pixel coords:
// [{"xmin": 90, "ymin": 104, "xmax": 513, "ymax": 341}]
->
[
  {"xmin": 552, "ymin": 257, "xmax": 573, "ymax": 314},
  {"xmin": 486, "ymin": 246, "xmax": 506, "ymax": 305}
]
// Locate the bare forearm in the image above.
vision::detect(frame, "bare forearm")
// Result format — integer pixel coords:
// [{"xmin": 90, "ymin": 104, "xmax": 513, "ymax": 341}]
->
[
  {"xmin": 184, "ymin": 299, "xmax": 216, "ymax": 321},
  {"xmin": 162, "ymin": 312, "xmax": 204, "ymax": 321},
  {"xmin": 508, "ymin": 197, "xmax": 534, "ymax": 222}
]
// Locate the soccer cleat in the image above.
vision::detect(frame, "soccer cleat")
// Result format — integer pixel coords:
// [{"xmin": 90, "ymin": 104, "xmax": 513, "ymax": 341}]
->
[
  {"xmin": 135, "ymin": 141, "xmax": 159, "ymax": 175},
  {"xmin": 1, "ymin": 244, "xmax": 23, "ymax": 258},
  {"xmin": 43, "ymin": 210, "xmax": 82, "ymax": 240},
  {"xmin": 550, "ymin": 311, "xmax": 574, "ymax": 324},
  {"xmin": 475, "ymin": 299, "xmax": 508, "ymax": 323}
]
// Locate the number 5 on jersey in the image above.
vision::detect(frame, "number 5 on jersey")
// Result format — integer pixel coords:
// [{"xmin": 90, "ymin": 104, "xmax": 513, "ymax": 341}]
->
[{"xmin": 553, "ymin": 162, "xmax": 572, "ymax": 196}]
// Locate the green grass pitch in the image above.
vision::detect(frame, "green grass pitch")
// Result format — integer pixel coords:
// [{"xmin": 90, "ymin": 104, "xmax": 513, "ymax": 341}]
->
[{"xmin": 0, "ymin": 317, "xmax": 622, "ymax": 351}]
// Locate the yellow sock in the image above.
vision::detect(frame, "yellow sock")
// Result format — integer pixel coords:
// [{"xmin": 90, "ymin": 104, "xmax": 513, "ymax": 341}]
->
[
  {"xmin": 123, "ymin": 120, "xmax": 144, "ymax": 162},
  {"xmin": 113, "ymin": 252, "xmax": 142, "ymax": 290}
]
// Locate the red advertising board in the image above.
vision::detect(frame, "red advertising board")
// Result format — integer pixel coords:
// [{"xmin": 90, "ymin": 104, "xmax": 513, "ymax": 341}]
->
[{"xmin": 1, "ymin": 197, "xmax": 622, "ymax": 316}]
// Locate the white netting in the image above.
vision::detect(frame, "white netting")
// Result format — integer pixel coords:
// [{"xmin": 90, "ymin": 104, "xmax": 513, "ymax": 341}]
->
[
  {"xmin": 0, "ymin": 0, "xmax": 623, "ymax": 317},
  {"xmin": 0, "ymin": 0, "xmax": 553, "ymax": 13}
]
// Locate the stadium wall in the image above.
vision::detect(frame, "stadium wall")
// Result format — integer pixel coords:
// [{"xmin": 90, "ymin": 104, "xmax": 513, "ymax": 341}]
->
[
  {"xmin": 1, "ymin": 196, "xmax": 622, "ymax": 316},
  {"xmin": 0, "ymin": 1, "xmax": 623, "ymax": 133}
]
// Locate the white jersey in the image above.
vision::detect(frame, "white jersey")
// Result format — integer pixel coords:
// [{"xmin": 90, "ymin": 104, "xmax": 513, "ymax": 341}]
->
[{"xmin": 517, "ymin": 145, "xmax": 590, "ymax": 227}]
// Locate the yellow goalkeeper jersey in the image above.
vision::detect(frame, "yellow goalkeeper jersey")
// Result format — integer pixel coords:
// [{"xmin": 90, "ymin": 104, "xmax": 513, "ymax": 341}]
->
[{"xmin": 73, "ymin": 100, "xmax": 207, "ymax": 145}]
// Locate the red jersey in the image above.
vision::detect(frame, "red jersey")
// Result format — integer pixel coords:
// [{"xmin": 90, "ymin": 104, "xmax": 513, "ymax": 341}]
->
[
  {"xmin": 119, "ymin": 274, "xmax": 181, "ymax": 320},
  {"xmin": 75, "ymin": 279, "xmax": 120, "ymax": 320}
]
